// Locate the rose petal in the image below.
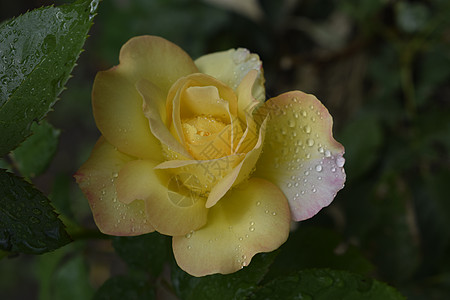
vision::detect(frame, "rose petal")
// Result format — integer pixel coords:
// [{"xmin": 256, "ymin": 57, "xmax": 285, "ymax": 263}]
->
[
  {"xmin": 234, "ymin": 70, "xmax": 260, "ymax": 153},
  {"xmin": 195, "ymin": 48, "xmax": 265, "ymax": 102},
  {"xmin": 167, "ymin": 74, "xmax": 238, "ymax": 146},
  {"xmin": 155, "ymin": 154, "xmax": 245, "ymax": 198},
  {"xmin": 137, "ymin": 79, "xmax": 192, "ymax": 158},
  {"xmin": 93, "ymin": 70, "xmax": 163, "ymax": 159},
  {"xmin": 254, "ymin": 91, "xmax": 346, "ymax": 221},
  {"xmin": 119, "ymin": 36, "xmax": 198, "ymax": 94},
  {"xmin": 93, "ymin": 36, "xmax": 197, "ymax": 159},
  {"xmin": 172, "ymin": 178, "xmax": 290, "ymax": 276},
  {"xmin": 74, "ymin": 137, "xmax": 154, "ymax": 235},
  {"xmin": 116, "ymin": 159, "xmax": 208, "ymax": 236},
  {"xmin": 206, "ymin": 117, "xmax": 267, "ymax": 208}
]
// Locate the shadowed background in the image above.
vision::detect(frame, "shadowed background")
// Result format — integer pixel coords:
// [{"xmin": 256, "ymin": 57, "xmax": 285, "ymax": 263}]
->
[{"xmin": 1, "ymin": 0, "xmax": 449, "ymax": 299}]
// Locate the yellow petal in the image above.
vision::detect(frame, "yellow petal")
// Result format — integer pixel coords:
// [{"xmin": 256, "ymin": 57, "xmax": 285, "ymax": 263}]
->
[
  {"xmin": 137, "ymin": 79, "xmax": 192, "ymax": 158},
  {"xmin": 93, "ymin": 35, "xmax": 197, "ymax": 159},
  {"xmin": 234, "ymin": 70, "xmax": 260, "ymax": 154},
  {"xmin": 195, "ymin": 48, "xmax": 266, "ymax": 102},
  {"xmin": 254, "ymin": 91, "xmax": 346, "ymax": 221},
  {"xmin": 236, "ymin": 70, "xmax": 261, "ymax": 121},
  {"xmin": 93, "ymin": 69, "xmax": 163, "ymax": 159},
  {"xmin": 115, "ymin": 159, "xmax": 208, "ymax": 236},
  {"xmin": 172, "ymin": 178, "xmax": 290, "ymax": 277},
  {"xmin": 74, "ymin": 137, "xmax": 154, "ymax": 236},
  {"xmin": 206, "ymin": 117, "xmax": 267, "ymax": 208},
  {"xmin": 119, "ymin": 36, "xmax": 198, "ymax": 95},
  {"xmin": 155, "ymin": 154, "xmax": 245, "ymax": 199}
]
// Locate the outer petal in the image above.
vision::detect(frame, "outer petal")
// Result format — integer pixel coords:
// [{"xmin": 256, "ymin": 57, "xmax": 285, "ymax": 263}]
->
[
  {"xmin": 119, "ymin": 36, "xmax": 198, "ymax": 94},
  {"xmin": 115, "ymin": 160, "xmax": 208, "ymax": 236},
  {"xmin": 172, "ymin": 178, "xmax": 290, "ymax": 277},
  {"xmin": 74, "ymin": 137, "xmax": 154, "ymax": 235},
  {"xmin": 195, "ymin": 48, "xmax": 265, "ymax": 102},
  {"xmin": 254, "ymin": 91, "xmax": 346, "ymax": 221},
  {"xmin": 93, "ymin": 36, "xmax": 198, "ymax": 159}
]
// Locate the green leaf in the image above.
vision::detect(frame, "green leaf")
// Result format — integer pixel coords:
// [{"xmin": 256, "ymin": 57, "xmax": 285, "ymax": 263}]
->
[
  {"xmin": 171, "ymin": 251, "xmax": 278, "ymax": 300},
  {"xmin": 0, "ymin": 0, "xmax": 98, "ymax": 157},
  {"xmin": 112, "ymin": 232, "xmax": 171, "ymax": 276},
  {"xmin": 251, "ymin": 269, "xmax": 405, "ymax": 300},
  {"xmin": 0, "ymin": 169, "xmax": 71, "ymax": 254},
  {"xmin": 94, "ymin": 275, "xmax": 155, "ymax": 300},
  {"xmin": 266, "ymin": 227, "xmax": 373, "ymax": 279},
  {"xmin": 11, "ymin": 120, "xmax": 60, "ymax": 178},
  {"xmin": 51, "ymin": 254, "xmax": 94, "ymax": 300}
]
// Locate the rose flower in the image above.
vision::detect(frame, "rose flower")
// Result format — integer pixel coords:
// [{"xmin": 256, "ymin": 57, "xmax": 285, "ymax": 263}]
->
[{"xmin": 75, "ymin": 36, "xmax": 345, "ymax": 277}]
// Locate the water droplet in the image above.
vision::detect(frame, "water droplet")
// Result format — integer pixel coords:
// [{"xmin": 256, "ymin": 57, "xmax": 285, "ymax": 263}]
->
[
  {"xmin": 249, "ymin": 226, "xmax": 255, "ymax": 232},
  {"xmin": 336, "ymin": 156, "xmax": 345, "ymax": 167},
  {"xmin": 307, "ymin": 139, "xmax": 314, "ymax": 147},
  {"xmin": 318, "ymin": 147, "xmax": 324, "ymax": 153},
  {"xmin": 256, "ymin": 201, "xmax": 261, "ymax": 206},
  {"xmin": 303, "ymin": 125, "xmax": 311, "ymax": 134},
  {"xmin": 187, "ymin": 245, "xmax": 192, "ymax": 250},
  {"xmin": 287, "ymin": 182, "xmax": 292, "ymax": 188},
  {"xmin": 325, "ymin": 150, "xmax": 331, "ymax": 157},
  {"xmin": 304, "ymin": 171, "xmax": 310, "ymax": 176},
  {"xmin": 185, "ymin": 231, "xmax": 193, "ymax": 239},
  {"xmin": 315, "ymin": 165, "xmax": 323, "ymax": 172},
  {"xmin": 331, "ymin": 167, "xmax": 336, "ymax": 173},
  {"xmin": 301, "ymin": 110, "xmax": 307, "ymax": 117},
  {"xmin": 272, "ymin": 212, "xmax": 277, "ymax": 216},
  {"xmin": 239, "ymin": 237, "xmax": 243, "ymax": 241},
  {"xmin": 312, "ymin": 188, "xmax": 317, "ymax": 193},
  {"xmin": 112, "ymin": 172, "xmax": 118, "ymax": 178},
  {"xmin": 288, "ymin": 119, "xmax": 296, "ymax": 127}
]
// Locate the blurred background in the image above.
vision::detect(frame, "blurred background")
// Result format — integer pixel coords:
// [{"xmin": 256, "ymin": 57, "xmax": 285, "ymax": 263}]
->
[{"xmin": 1, "ymin": 0, "xmax": 450, "ymax": 299}]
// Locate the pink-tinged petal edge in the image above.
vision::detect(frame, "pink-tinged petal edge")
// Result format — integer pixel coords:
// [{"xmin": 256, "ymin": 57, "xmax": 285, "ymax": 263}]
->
[
  {"xmin": 74, "ymin": 137, "xmax": 154, "ymax": 236},
  {"xmin": 254, "ymin": 91, "xmax": 345, "ymax": 221}
]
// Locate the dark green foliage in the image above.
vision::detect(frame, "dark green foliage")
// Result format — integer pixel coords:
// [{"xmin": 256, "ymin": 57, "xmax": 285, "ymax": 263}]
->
[
  {"xmin": 171, "ymin": 251, "xmax": 278, "ymax": 300},
  {"xmin": 11, "ymin": 120, "xmax": 60, "ymax": 178},
  {"xmin": 94, "ymin": 275, "xmax": 155, "ymax": 300},
  {"xmin": 0, "ymin": 0, "xmax": 97, "ymax": 156},
  {"xmin": 112, "ymin": 232, "xmax": 171, "ymax": 277},
  {"xmin": 0, "ymin": 169, "xmax": 71, "ymax": 254},
  {"xmin": 251, "ymin": 269, "xmax": 405, "ymax": 300}
]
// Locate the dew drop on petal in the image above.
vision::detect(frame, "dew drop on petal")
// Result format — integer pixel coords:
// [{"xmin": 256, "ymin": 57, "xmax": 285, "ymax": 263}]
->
[
  {"xmin": 307, "ymin": 139, "xmax": 315, "ymax": 147},
  {"xmin": 288, "ymin": 119, "xmax": 296, "ymax": 127},
  {"xmin": 315, "ymin": 165, "xmax": 323, "ymax": 172},
  {"xmin": 336, "ymin": 156, "xmax": 345, "ymax": 168}
]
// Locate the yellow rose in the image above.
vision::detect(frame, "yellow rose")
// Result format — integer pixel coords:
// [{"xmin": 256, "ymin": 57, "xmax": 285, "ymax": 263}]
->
[{"xmin": 75, "ymin": 36, "xmax": 345, "ymax": 276}]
